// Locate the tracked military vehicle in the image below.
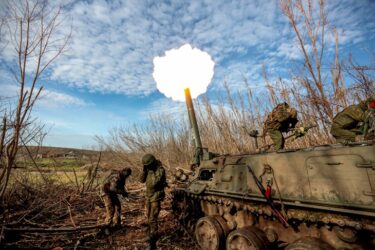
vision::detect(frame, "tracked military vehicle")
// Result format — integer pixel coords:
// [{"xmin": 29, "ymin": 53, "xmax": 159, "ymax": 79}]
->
[{"xmin": 172, "ymin": 89, "xmax": 375, "ymax": 250}]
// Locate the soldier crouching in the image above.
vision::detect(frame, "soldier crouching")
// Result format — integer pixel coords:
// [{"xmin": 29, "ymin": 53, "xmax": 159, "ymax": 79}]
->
[
  {"xmin": 102, "ymin": 168, "xmax": 132, "ymax": 228},
  {"xmin": 140, "ymin": 154, "xmax": 167, "ymax": 250},
  {"xmin": 264, "ymin": 102, "xmax": 299, "ymax": 150},
  {"xmin": 331, "ymin": 98, "xmax": 375, "ymax": 143}
]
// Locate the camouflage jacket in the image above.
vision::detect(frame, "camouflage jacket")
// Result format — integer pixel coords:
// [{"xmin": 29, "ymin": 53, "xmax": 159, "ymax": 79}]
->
[
  {"xmin": 102, "ymin": 171, "xmax": 127, "ymax": 196},
  {"xmin": 332, "ymin": 104, "xmax": 370, "ymax": 129},
  {"xmin": 140, "ymin": 161, "xmax": 167, "ymax": 202},
  {"xmin": 264, "ymin": 103, "xmax": 298, "ymax": 132}
]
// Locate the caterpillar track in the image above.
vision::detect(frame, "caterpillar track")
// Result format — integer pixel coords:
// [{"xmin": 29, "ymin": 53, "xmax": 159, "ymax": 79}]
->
[{"xmin": 172, "ymin": 141, "xmax": 375, "ymax": 250}]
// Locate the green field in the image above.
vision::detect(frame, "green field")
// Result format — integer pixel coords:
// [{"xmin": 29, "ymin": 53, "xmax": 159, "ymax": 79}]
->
[
  {"xmin": 16, "ymin": 157, "xmax": 86, "ymax": 170},
  {"xmin": 10, "ymin": 155, "xmax": 105, "ymax": 188},
  {"xmin": 11, "ymin": 168, "xmax": 87, "ymax": 185}
]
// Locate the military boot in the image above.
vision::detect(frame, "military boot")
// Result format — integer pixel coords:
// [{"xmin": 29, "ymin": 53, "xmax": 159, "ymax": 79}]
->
[
  {"xmin": 114, "ymin": 222, "xmax": 122, "ymax": 230},
  {"xmin": 146, "ymin": 235, "xmax": 157, "ymax": 250}
]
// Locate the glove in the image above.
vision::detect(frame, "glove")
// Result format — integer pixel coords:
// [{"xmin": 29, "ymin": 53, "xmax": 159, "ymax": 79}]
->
[
  {"xmin": 190, "ymin": 164, "xmax": 198, "ymax": 171},
  {"xmin": 294, "ymin": 127, "xmax": 306, "ymax": 138},
  {"xmin": 249, "ymin": 130, "xmax": 259, "ymax": 137}
]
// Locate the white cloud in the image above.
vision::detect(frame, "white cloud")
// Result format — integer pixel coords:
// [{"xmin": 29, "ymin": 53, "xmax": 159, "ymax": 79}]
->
[
  {"xmin": 1, "ymin": 0, "xmax": 373, "ymax": 98},
  {"xmin": 0, "ymin": 83, "xmax": 90, "ymax": 108},
  {"xmin": 274, "ymin": 42, "xmax": 305, "ymax": 60},
  {"xmin": 0, "ymin": 1, "xmax": 72, "ymax": 79},
  {"xmin": 41, "ymin": 0, "xmax": 282, "ymax": 95},
  {"xmin": 38, "ymin": 89, "xmax": 90, "ymax": 107}
]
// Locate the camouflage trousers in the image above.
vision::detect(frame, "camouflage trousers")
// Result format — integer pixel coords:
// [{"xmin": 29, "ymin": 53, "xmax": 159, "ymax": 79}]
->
[
  {"xmin": 103, "ymin": 194, "xmax": 121, "ymax": 227},
  {"xmin": 330, "ymin": 124, "xmax": 359, "ymax": 143},
  {"xmin": 268, "ymin": 129, "xmax": 285, "ymax": 150},
  {"xmin": 146, "ymin": 200, "xmax": 161, "ymax": 238}
]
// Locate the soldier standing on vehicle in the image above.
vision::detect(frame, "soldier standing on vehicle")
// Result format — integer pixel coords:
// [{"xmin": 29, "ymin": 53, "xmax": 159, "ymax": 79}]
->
[
  {"xmin": 331, "ymin": 97, "xmax": 375, "ymax": 143},
  {"xmin": 264, "ymin": 102, "xmax": 299, "ymax": 150},
  {"xmin": 102, "ymin": 168, "xmax": 132, "ymax": 229},
  {"xmin": 140, "ymin": 154, "xmax": 167, "ymax": 250}
]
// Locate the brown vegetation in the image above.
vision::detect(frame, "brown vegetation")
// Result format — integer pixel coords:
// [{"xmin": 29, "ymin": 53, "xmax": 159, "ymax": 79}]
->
[
  {"xmin": 0, "ymin": 170, "xmax": 196, "ymax": 249},
  {"xmin": 1, "ymin": 0, "xmax": 374, "ymax": 249}
]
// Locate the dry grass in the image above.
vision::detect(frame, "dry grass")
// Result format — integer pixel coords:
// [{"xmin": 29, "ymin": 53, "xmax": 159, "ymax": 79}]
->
[
  {"xmin": 1, "ymin": 2, "xmax": 374, "ymax": 249},
  {"xmin": 0, "ymin": 173, "xmax": 196, "ymax": 250},
  {"xmin": 97, "ymin": 70, "xmax": 373, "ymax": 175}
]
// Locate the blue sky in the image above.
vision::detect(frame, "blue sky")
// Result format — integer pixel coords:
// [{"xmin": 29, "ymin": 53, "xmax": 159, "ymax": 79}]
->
[{"xmin": 1, "ymin": 0, "xmax": 374, "ymax": 149}]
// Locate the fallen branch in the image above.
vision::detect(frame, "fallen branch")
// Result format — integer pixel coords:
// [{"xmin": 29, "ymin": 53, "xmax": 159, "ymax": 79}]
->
[
  {"xmin": 3, "ymin": 224, "xmax": 106, "ymax": 233},
  {"xmin": 74, "ymin": 231, "xmax": 97, "ymax": 250}
]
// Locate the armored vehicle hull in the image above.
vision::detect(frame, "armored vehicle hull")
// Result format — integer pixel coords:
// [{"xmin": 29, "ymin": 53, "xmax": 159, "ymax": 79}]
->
[{"xmin": 172, "ymin": 141, "xmax": 375, "ymax": 249}]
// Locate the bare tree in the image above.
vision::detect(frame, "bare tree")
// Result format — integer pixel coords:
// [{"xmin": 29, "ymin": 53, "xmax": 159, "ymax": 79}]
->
[
  {"xmin": 0, "ymin": 0, "xmax": 70, "ymax": 200},
  {"xmin": 344, "ymin": 54, "xmax": 375, "ymax": 100}
]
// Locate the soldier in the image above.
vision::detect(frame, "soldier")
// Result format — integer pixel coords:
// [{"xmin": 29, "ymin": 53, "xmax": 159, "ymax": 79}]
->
[
  {"xmin": 140, "ymin": 154, "xmax": 167, "ymax": 250},
  {"xmin": 331, "ymin": 97, "xmax": 375, "ymax": 143},
  {"xmin": 102, "ymin": 168, "xmax": 132, "ymax": 229},
  {"xmin": 264, "ymin": 102, "xmax": 299, "ymax": 150}
]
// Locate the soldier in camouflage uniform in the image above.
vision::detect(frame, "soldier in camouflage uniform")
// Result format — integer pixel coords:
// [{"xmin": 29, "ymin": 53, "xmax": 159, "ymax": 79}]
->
[
  {"xmin": 102, "ymin": 168, "xmax": 132, "ymax": 228},
  {"xmin": 140, "ymin": 154, "xmax": 167, "ymax": 250},
  {"xmin": 264, "ymin": 102, "xmax": 299, "ymax": 150},
  {"xmin": 331, "ymin": 98, "xmax": 375, "ymax": 143}
]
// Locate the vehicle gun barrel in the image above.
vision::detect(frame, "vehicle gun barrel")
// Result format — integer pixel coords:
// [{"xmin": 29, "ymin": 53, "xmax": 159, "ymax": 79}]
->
[{"xmin": 184, "ymin": 88, "xmax": 202, "ymax": 149}]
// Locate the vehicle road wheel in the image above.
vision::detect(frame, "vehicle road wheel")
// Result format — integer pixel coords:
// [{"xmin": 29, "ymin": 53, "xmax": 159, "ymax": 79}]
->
[
  {"xmin": 212, "ymin": 215, "xmax": 230, "ymax": 237},
  {"xmin": 226, "ymin": 226, "xmax": 270, "ymax": 250},
  {"xmin": 285, "ymin": 237, "xmax": 334, "ymax": 250},
  {"xmin": 333, "ymin": 226, "xmax": 357, "ymax": 243},
  {"xmin": 195, "ymin": 216, "xmax": 225, "ymax": 250}
]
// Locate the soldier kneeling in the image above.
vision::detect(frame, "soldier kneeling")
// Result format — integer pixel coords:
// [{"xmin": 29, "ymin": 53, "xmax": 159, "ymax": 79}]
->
[
  {"xmin": 331, "ymin": 98, "xmax": 375, "ymax": 143},
  {"xmin": 102, "ymin": 168, "xmax": 132, "ymax": 229}
]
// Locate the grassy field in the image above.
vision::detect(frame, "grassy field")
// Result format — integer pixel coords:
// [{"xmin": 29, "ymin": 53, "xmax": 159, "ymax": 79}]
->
[
  {"xmin": 16, "ymin": 157, "xmax": 86, "ymax": 170},
  {"xmin": 9, "ymin": 154, "xmax": 107, "ymax": 189},
  {"xmin": 11, "ymin": 168, "xmax": 87, "ymax": 185}
]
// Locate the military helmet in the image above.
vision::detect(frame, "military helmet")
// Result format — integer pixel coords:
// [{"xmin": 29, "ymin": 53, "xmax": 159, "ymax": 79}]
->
[
  {"xmin": 121, "ymin": 167, "xmax": 132, "ymax": 177},
  {"xmin": 142, "ymin": 154, "xmax": 156, "ymax": 166}
]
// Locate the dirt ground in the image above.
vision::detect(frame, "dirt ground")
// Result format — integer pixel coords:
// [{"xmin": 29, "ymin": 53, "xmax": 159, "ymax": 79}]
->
[
  {"xmin": 1, "ymin": 183, "xmax": 199, "ymax": 250},
  {"xmin": 81, "ymin": 189, "xmax": 199, "ymax": 250}
]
